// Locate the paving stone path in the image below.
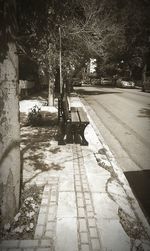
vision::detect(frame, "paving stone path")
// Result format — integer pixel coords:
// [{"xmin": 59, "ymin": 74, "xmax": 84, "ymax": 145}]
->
[
  {"xmin": 73, "ymin": 144, "xmax": 102, "ymax": 251},
  {"xmin": 0, "ymin": 144, "xmax": 103, "ymax": 251}
]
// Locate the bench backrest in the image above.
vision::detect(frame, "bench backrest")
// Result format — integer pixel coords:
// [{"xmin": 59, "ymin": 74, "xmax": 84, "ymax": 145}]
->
[{"xmin": 61, "ymin": 95, "xmax": 89, "ymax": 124}]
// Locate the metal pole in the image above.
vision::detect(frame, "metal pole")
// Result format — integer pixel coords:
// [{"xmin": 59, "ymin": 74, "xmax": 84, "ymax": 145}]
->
[
  {"xmin": 58, "ymin": 27, "xmax": 62, "ymax": 122},
  {"xmin": 59, "ymin": 27, "xmax": 63, "ymax": 94}
]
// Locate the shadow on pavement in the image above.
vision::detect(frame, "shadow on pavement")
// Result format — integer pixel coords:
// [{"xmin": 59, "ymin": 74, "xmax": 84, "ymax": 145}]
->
[
  {"xmin": 75, "ymin": 88, "xmax": 122, "ymax": 96},
  {"xmin": 124, "ymin": 170, "xmax": 150, "ymax": 223},
  {"xmin": 138, "ymin": 104, "xmax": 150, "ymax": 119}
]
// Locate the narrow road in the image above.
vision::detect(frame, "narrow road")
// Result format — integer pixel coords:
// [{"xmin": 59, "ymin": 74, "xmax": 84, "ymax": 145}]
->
[
  {"xmin": 75, "ymin": 85, "xmax": 150, "ymax": 221},
  {"xmin": 76, "ymin": 86, "xmax": 150, "ymax": 172}
]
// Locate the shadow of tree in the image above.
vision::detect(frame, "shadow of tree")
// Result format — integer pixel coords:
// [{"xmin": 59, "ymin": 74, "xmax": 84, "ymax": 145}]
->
[
  {"xmin": 20, "ymin": 124, "xmax": 63, "ymax": 186},
  {"xmin": 75, "ymin": 88, "xmax": 122, "ymax": 96},
  {"xmin": 20, "ymin": 109, "xmax": 58, "ymax": 128},
  {"xmin": 0, "ymin": 140, "xmax": 20, "ymax": 167},
  {"xmin": 23, "ymin": 90, "xmax": 48, "ymax": 101},
  {"xmin": 138, "ymin": 104, "xmax": 150, "ymax": 119},
  {"xmin": 21, "ymin": 126, "xmax": 58, "ymax": 146},
  {"xmin": 124, "ymin": 170, "xmax": 150, "ymax": 224},
  {"xmin": 23, "ymin": 162, "xmax": 63, "ymax": 186}
]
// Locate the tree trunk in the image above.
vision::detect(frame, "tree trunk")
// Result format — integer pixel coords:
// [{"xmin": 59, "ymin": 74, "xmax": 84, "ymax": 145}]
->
[
  {"xmin": 48, "ymin": 77, "xmax": 54, "ymax": 106},
  {"xmin": 0, "ymin": 42, "xmax": 20, "ymax": 225},
  {"xmin": 142, "ymin": 64, "xmax": 147, "ymax": 83}
]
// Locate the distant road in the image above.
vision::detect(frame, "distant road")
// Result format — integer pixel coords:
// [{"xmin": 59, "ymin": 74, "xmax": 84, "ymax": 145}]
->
[{"xmin": 76, "ymin": 86, "xmax": 150, "ymax": 172}]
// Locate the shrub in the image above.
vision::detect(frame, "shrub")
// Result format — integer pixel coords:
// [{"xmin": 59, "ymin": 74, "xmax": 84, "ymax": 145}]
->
[{"xmin": 27, "ymin": 105, "xmax": 42, "ymax": 126}]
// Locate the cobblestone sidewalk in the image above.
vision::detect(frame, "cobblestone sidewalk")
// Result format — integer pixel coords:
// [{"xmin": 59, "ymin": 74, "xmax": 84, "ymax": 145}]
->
[{"xmin": 0, "ymin": 144, "xmax": 103, "ymax": 251}]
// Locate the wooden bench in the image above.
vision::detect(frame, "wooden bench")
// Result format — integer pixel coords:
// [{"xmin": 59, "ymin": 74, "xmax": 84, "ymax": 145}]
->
[{"xmin": 58, "ymin": 95, "xmax": 89, "ymax": 145}]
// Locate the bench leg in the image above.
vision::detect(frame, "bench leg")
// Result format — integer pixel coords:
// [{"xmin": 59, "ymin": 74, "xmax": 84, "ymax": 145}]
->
[
  {"xmin": 73, "ymin": 125, "xmax": 81, "ymax": 144},
  {"xmin": 79, "ymin": 124, "xmax": 89, "ymax": 146},
  {"xmin": 58, "ymin": 119, "xmax": 66, "ymax": 145},
  {"xmin": 65, "ymin": 122, "xmax": 74, "ymax": 143}
]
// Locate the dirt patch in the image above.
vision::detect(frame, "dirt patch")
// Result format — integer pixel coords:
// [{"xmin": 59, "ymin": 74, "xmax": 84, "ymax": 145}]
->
[
  {"xmin": 98, "ymin": 147, "xmax": 107, "ymax": 155},
  {"xmin": 0, "ymin": 184, "xmax": 43, "ymax": 240},
  {"xmin": 118, "ymin": 207, "xmax": 149, "ymax": 240}
]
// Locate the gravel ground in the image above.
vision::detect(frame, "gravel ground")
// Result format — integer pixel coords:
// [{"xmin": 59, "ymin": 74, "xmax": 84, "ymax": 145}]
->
[
  {"xmin": 0, "ymin": 96, "xmax": 59, "ymax": 240},
  {"xmin": 0, "ymin": 184, "xmax": 43, "ymax": 240}
]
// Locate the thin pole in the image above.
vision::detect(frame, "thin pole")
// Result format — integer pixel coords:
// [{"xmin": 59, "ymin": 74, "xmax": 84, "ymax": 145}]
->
[{"xmin": 59, "ymin": 27, "xmax": 62, "ymax": 94}]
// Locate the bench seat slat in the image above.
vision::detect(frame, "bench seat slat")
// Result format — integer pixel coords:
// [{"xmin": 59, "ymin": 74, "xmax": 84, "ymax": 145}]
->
[
  {"xmin": 77, "ymin": 107, "xmax": 88, "ymax": 123},
  {"xmin": 71, "ymin": 107, "xmax": 78, "ymax": 112},
  {"xmin": 71, "ymin": 111, "xmax": 80, "ymax": 123},
  {"xmin": 71, "ymin": 107, "xmax": 80, "ymax": 123}
]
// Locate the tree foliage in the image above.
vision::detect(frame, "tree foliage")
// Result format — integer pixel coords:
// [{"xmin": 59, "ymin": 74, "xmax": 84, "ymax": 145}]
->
[
  {"xmin": 0, "ymin": 0, "xmax": 18, "ymax": 62},
  {"xmin": 13, "ymin": 0, "xmax": 150, "ymax": 78}
]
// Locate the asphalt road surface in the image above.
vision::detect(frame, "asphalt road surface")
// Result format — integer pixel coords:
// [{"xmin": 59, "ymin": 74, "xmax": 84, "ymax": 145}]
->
[{"xmin": 75, "ymin": 85, "xmax": 150, "ymax": 221}]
